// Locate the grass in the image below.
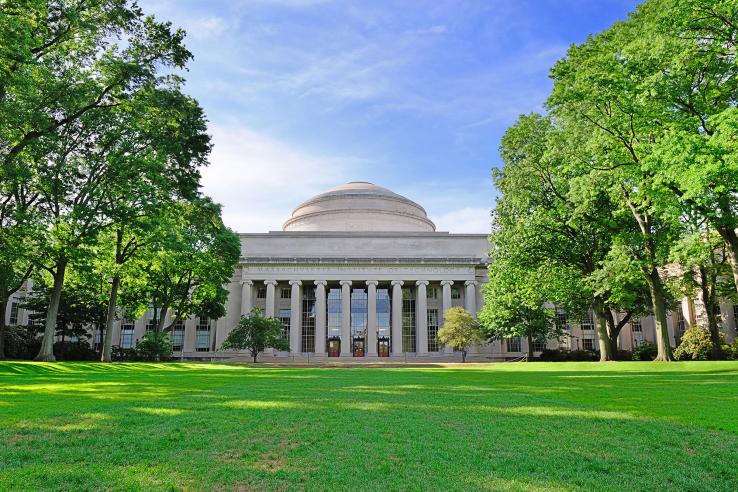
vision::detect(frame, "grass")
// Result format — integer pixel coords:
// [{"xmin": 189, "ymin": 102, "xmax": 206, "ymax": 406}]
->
[{"xmin": 1, "ymin": 361, "xmax": 738, "ymax": 491}]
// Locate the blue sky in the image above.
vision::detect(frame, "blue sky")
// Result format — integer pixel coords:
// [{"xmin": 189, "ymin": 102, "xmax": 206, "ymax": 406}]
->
[{"xmin": 141, "ymin": 0, "xmax": 639, "ymax": 233}]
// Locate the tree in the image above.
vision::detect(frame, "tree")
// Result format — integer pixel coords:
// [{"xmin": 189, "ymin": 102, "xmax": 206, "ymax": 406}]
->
[
  {"xmin": 139, "ymin": 198, "xmax": 240, "ymax": 335},
  {"xmin": 221, "ymin": 308, "xmax": 288, "ymax": 363},
  {"xmin": 1, "ymin": 1, "xmax": 195, "ymax": 361},
  {"xmin": 437, "ymin": 307, "xmax": 485, "ymax": 363},
  {"xmin": 673, "ymin": 327, "xmax": 720, "ymax": 361},
  {"xmin": 480, "ymin": 259, "xmax": 562, "ymax": 361}
]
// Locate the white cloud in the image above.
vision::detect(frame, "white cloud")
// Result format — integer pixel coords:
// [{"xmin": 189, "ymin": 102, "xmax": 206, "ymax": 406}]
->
[
  {"xmin": 200, "ymin": 122, "xmax": 368, "ymax": 232},
  {"xmin": 431, "ymin": 207, "xmax": 491, "ymax": 234}
]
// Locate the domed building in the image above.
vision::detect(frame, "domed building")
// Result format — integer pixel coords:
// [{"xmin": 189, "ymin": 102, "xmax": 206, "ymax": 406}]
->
[{"xmin": 214, "ymin": 181, "xmax": 492, "ymax": 360}]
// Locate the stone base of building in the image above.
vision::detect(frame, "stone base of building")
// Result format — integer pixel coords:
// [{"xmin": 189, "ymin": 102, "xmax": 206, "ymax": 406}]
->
[{"xmin": 172, "ymin": 352, "xmax": 523, "ymax": 363}]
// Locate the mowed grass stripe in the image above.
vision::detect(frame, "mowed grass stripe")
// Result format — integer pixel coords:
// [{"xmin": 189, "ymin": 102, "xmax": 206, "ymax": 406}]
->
[{"xmin": 1, "ymin": 361, "xmax": 737, "ymax": 491}]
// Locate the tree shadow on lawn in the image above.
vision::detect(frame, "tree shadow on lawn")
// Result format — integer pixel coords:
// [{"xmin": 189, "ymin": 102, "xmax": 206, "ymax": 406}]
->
[{"xmin": 1, "ymin": 363, "xmax": 738, "ymax": 490}]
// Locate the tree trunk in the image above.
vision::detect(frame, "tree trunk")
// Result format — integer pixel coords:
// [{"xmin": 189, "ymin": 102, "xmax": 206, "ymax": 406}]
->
[
  {"xmin": 252, "ymin": 348, "xmax": 258, "ymax": 363},
  {"xmin": 595, "ymin": 310, "xmax": 613, "ymax": 362},
  {"xmin": 156, "ymin": 304, "xmax": 170, "ymax": 334},
  {"xmin": 0, "ymin": 299, "xmax": 6, "ymax": 360},
  {"xmin": 35, "ymin": 260, "xmax": 68, "ymax": 362},
  {"xmin": 101, "ymin": 275, "xmax": 120, "ymax": 362},
  {"xmin": 645, "ymin": 269, "xmax": 673, "ymax": 361},
  {"xmin": 462, "ymin": 349, "xmax": 467, "ymax": 363},
  {"xmin": 527, "ymin": 333, "xmax": 534, "ymax": 361},
  {"xmin": 698, "ymin": 266, "xmax": 722, "ymax": 359},
  {"xmin": 716, "ymin": 223, "xmax": 738, "ymax": 299}
]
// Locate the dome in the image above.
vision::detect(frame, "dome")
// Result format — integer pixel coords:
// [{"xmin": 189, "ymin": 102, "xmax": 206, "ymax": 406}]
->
[{"xmin": 283, "ymin": 181, "xmax": 436, "ymax": 232}]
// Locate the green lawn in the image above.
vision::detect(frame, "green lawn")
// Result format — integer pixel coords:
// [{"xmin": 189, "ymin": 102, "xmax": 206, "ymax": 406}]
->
[{"xmin": 1, "ymin": 362, "xmax": 737, "ymax": 491}]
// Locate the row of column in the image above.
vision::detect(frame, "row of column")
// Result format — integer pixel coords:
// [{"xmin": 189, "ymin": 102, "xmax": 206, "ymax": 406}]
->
[{"xmin": 240, "ymin": 278, "xmax": 479, "ymax": 356}]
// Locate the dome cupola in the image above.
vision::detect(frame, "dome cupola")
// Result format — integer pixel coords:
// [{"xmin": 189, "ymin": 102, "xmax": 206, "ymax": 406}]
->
[{"xmin": 283, "ymin": 181, "xmax": 435, "ymax": 232}]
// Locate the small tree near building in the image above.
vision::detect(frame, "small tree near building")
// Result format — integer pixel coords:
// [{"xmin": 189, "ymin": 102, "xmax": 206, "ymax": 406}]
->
[
  {"xmin": 437, "ymin": 307, "xmax": 485, "ymax": 363},
  {"xmin": 221, "ymin": 308, "xmax": 288, "ymax": 363}
]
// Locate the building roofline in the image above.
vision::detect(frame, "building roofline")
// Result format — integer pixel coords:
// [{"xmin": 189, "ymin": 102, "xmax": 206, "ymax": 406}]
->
[{"xmin": 238, "ymin": 231, "xmax": 489, "ymax": 238}]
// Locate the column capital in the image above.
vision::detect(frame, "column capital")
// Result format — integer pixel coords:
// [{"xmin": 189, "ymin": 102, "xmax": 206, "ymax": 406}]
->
[
  {"xmin": 241, "ymin": 279, "xmax": 254, "ymax": 286},
  {"xmin": 391, "ymin": 280, "xmax": 404, "ymax": 287},
  {"xmin": 464, "ymin": 280, "xmax": 478, "ymax": 287},
  {"xmin": 415, "ymin": 280, "xmax": 430, "ymax": 287},
  {"xmin": 440, "ymin": 280, "xmax": 454, "ymax": 287},
  {"xmin": 365, "ymin": 280, "xmax": 379, "ymax": 287},
  {"xmin": 314, "ymin": 280, "xmax": 328, "ymax": 287},
  {"xmin": 288, "ymin": 280, "xmax": 302, "ymax": 286},
  {"xmin": 339, "ymin": 280, "xmax": 352, "ymax": 287},
  {"xmin": 263, "ymin": 280, "xmax": 278, "ymax": 286}
]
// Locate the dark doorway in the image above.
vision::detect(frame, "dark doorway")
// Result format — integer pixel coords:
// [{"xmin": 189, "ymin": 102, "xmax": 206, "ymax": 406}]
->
[
  {"xmin": 353, "ymin": 337, "xmax": 365, "ymax": 357},
  {"xmin": 327, "ymin": 338, "xmax": 340, "ymax": 357},
  {"xmin": 377, "ymin": 338, "xmax": 390, "ymax": 357}
]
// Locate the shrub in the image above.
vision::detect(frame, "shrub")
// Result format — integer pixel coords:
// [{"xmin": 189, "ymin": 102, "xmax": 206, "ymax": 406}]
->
[
  {"xmin": 135, "ymin": 332, "xmax": 172, "ymax": 362},
  {"xmin": 53, "ymin": 340, "xmax": 97, "ymax": 361},
  {"xmin": 632, "ymin": 343, "xmax": 658, "ymax": 361},
  {"xmin": 538, "ymin": 348, "xmax": 568, "ymax": 362},
  {"xmin": 3, "ymin": 325, "xmax": 40, "ymax": 359},
  {"xmin": 567, "ymin": 349, "xmax": 597, "ymax": 361},
  {"xmin": 111, "ymin": 346, "xmax": 138, "ymax": 362},
  {"xmin": 673, "ymin": 327, "xmax": 718, "ymax": 360},
  {"xmin": 614, "ymin": 350, "xmax": 632, "ymax": 361}
]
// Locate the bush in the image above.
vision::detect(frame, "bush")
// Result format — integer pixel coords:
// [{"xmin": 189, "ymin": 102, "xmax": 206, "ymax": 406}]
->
[
  {"xmin": 567, "ymin": 349, "xmax": 597, "ymax": 361},
  {"xmin": 135, "ymin": 332, "xmax": 172, "ymax": 362},
  {"xmin": 111, "ymin": 346, "xmax": 138, "ymax": 361},
  {"xmin": 53, "ymin": 340, "xmax": 97, "ymax": 361},
  {"xmin": 538, "ymin": 349, "xmax": 568, "ymax": 362},
  {"xmin": 673, "ymin": 327, "xmax": 718, "ymax": 360},
  {"xmin": 3, "ymin": 325, "xmax": 40, "ymax": 359},
  {"xmin": 614, "ymin": 350, "xmax": 632, "ymax": 361},
  {"xmin": 632, "ymin": 343, "xmax": 658, "ymax": 361}
]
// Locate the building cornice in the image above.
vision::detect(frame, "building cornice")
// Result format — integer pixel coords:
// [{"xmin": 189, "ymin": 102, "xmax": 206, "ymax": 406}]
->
[
  {"xmin": 239, "ymin": 231, "xmax": 488, "ymax": 238},
  {"xmin": 240, "ymin": 256, "xmax": 489, "ymax": 266}
]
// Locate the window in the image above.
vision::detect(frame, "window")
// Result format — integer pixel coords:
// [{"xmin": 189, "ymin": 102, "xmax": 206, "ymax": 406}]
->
[
  {"xmin": 93, "ymin": 329, "xmax": 102, "ymax": 351},
  {"xmin": 376, "ymin": 288, "xmax": 391, "ymax": 339},
  {"xmin": 327, "ymin": 288, "xmax": 342, "ymax": 339},
  {"xmin": 556, "ymin": 312, "xmax": 568, "ymax": 330},
  {"xmin": 582, "ymin": 338, "xmax": 595, "ymax": 351},
  {"xmin": 9, "ymin": 301, "xmax": 19, "ymax": 325},
  {"xmin": 402, "ymin": 288, "xmax": 416, "ymax": 352},
  {"xmin": 733, "ymin": 304, "xmax": 738, "ymax": 323},
  {"xmin": 256, "ymin": 288, "xmax": 266, "ymax": 299},
  {"xmin": 301, "ymin": 287, "xmax": 316, "ymax": 352},
  {"xmin": 145, "ymin": 307, "xmax": 160, "ymax": 334},
  {"xmin": 427, "ymin": 309, "xmax": 439, "ymax": 352},
  {"xmin": 171, "ymin": 319, "xmax": 185, "ymax": 351},
  {"xmin": 451, "ymin": 287, "xmax": 461, "ymax": 299},
  {"xmin": 426, "ymin": 287, "xmax": 438, "ymax": 299},
  {"xmin": 280, "ymin": 288, "xmax": 291, "ymax": 299},
  {"xmin": 196, "ymin": 316, "xmax": 210, "ymax": 352},
  {"xmin": 532, "ymin": 339, "xmax": 547, "ymax": 352},
  {"xmin": 351, "ymin": 288, "xmax": 368, "ymax": 338},
  {"xmin": 278, "ymin": 309, "xmax": 291, "ymax": 343},
  {"xmin": 120, "ymin": 320, "xmax": 135, "ymax": 349},
  {"xmin": 580, "ymin": 311, "xmax": 594, "ymax": 330},
  {"xmin": 631, "ymin": 318, "xmax": 642, "ymax": 333},
  {"xmin": 506, "ymin": 337, "xmax": 521, "ymax": 352}
]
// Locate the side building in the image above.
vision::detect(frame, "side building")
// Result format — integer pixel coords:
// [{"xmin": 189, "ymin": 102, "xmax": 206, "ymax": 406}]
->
[{"xmin": 4, "ymin": 182, "xmax": 738, "ymax": 360}]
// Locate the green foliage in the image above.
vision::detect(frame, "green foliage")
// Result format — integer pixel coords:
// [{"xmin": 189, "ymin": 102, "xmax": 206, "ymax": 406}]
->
[
  {"xmin": 673, "ymin": 327, "xmax": 722, "ymax": 361},
  {"xmin": 632, "ymin": 343, "xmax": 659, "ymax": 361},
  {"xmin": 135, "ymin": 332, "xmax": 172, "ymax": 362},
  {"xmin": 221, "ymin": 308, "xmax": 288, "ymax": 362},
  {"xmin": 2, "ymin": 325, "xmax": 40, "ymax": 360},
  {"xmin": 437, "ymin": 307, "xmax": 485, "ymax": 362}
]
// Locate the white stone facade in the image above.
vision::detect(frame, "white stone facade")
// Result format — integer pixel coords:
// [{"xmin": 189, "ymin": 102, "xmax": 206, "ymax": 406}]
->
[{"xmin": 4, "ymin": 181, "xmax": 738, "ymax": 360}]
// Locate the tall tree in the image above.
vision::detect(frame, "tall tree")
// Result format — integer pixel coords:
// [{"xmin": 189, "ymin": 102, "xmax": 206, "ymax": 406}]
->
[{"xmin": 0, "ymin": 1, "xmax": 196, "ymax": 361}]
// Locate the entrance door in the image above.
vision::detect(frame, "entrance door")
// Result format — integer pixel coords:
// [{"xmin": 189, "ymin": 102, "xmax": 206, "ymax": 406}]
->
[
  {"xmin": 377, "ymin": 338, "xmax": 390, "ymax": 357},
  {"xmin": 328, "ymin": 339, "xmax": 340, "ymax": 357},
  {"xmin": 353, "ymin": 337, "xmax": 365, "ymax": 357}
]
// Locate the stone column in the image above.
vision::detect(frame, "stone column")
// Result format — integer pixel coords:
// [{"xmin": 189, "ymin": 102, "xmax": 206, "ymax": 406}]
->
[
  {"xmin": 416, "ymin": 281, "xmax": 429, "ymax": 355},
  {"xmin": 240, "ymin": 280, "xmax": 253, "ymax": 316},
  {"xmin": 314, "ymin": 281, "xmax": 327, "ymax": 356},
  {"xmin": 340, "ymin": 280, "xmax": 352, "ymax": 356},
  {"xmin": 465, "ymin": 280, "xmax": 478, "ymax": 315},
  {"xmin": 289, "ymin": 280, "xmax": 302, "ymax": 354},
  {"xmin": 366, "ymin": 280, "xmax": 378, "ymax": 357},
  {"xmin": 264, "ymin": 280, "xmax": 278, "ymax": 317},
  {"xmin": 441, "ymin": 280, "xmax": 454, "ymax": 354},
  {"xmin": 391, "ymin": 280, "xmax": 404, "ymax": 355}
]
